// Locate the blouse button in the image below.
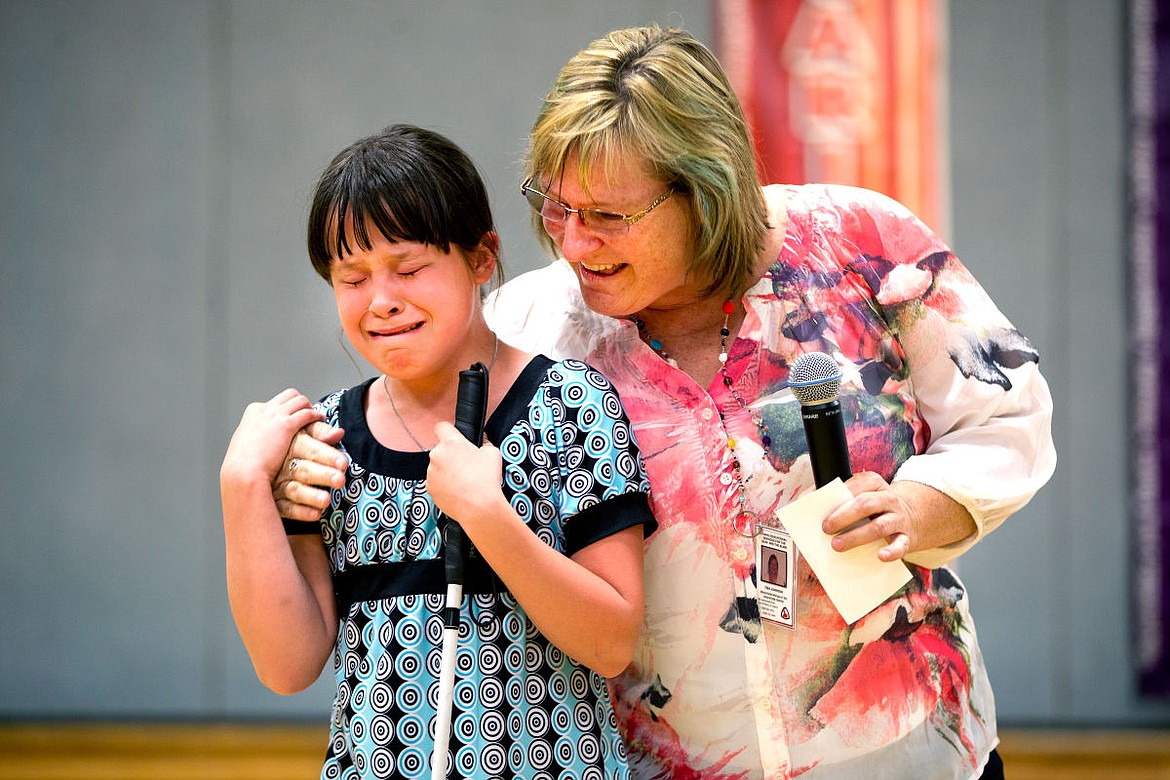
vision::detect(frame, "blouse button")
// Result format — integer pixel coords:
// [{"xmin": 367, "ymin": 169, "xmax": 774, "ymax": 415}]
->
[
  {"xmin": 700, "ymin": 408, "xmax": 714, "ymax": 421},
  {"xmin": 719, "ymin": 473, "xmax": 733, "ymax": 486}
]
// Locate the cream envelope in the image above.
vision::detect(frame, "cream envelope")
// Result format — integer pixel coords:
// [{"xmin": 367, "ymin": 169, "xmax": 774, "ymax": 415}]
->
[{"xmin": 777, "ymin": 478, "xmax": 912, "ymax": 624}]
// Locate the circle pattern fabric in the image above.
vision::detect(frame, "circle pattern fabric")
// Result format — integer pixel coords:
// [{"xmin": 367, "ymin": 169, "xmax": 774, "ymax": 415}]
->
[{"xmin": 314, "ymin": 359, "xmax": 648, "ymax": 779}]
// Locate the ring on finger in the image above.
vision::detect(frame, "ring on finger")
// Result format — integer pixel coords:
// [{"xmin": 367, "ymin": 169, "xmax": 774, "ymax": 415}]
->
[{"xmin": 289, "ymin": 458, "xmax": 301, "ymax": 478}]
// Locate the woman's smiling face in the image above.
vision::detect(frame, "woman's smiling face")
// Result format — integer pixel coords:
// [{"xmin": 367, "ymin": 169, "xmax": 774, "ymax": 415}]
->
[{"xmin": 541, "ymin": 150, "xmax": 701, "ymax": 319}]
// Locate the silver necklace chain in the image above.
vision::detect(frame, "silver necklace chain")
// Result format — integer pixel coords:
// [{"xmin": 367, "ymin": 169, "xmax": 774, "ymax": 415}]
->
[
  {"xmin": 383, "ymin": 376, "xmax": 428, "ymax": 451},
  {"xmin": 381, "ymin": 333, "xmax": 499, "ymax": 451}
]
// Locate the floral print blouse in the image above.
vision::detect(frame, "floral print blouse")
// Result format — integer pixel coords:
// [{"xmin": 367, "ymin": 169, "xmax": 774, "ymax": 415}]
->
[{"xmin": 486, "ymin": 184, "xmax": 1056, "ymax": 779}]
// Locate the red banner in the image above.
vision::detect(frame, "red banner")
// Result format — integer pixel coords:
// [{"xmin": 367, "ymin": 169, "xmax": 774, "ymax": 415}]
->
[{"xmin": 715, "ymin": 0, "xmax": 946, "ymax": 234}]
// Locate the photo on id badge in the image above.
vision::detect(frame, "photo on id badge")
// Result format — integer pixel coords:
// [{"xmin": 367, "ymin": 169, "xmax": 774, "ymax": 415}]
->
[{"xmin": 758, "ymin": 526, "xmax": 795, "ymax": 629}]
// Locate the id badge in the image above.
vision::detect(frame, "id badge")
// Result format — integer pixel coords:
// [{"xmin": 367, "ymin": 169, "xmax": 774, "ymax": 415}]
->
[{"xmin": 758, "ymin": 524, "xmax": 796, "ymax": 629}]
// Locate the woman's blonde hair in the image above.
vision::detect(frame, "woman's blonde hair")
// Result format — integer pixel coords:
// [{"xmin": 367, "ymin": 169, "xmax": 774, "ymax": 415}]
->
[{"xmin": 526, "ymin": 26, "xmax": 768, "ymax": 297}]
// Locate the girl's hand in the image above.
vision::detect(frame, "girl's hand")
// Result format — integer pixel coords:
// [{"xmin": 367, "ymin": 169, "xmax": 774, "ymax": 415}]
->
[
  {"xmin": 426, "ymin": 421, "xmax": 508, "ymax": 532},
  {"xmin": 427, "ymin": 419, "xmax": 645, "ymax": 677},
  {"xmin": 222, "ymin": 389, "xmax": 324, "ymax": 487}
]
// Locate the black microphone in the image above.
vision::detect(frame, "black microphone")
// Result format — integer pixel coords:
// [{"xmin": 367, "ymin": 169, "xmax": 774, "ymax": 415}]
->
[
  {"xmin": 442, "ymin": 362, "xmax": 489, "ymax": 611},
  {"xmin": 789, "ymin": 352, "xmax": 852, "ymax": 488}
]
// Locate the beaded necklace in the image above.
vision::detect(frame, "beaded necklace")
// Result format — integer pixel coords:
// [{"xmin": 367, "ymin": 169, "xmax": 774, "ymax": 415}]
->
[{"xmin": 632, "ymin": 300, "xmax": 771, "ymax": 537}]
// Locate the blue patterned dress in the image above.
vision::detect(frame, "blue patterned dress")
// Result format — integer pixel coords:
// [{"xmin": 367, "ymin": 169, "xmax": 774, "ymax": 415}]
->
[{"xmin": 297, "ymin": 356, "xmax": 653, "ymax": 780}]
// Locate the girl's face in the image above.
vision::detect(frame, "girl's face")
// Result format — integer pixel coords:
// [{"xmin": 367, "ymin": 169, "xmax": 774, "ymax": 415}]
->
[
  {"xmin": 540, "ymin": 150, "xmax": 700, "ymax": 319},
  {"xmin": 329, "ymin": 229, "xmax": 495, "ymax": 385}
]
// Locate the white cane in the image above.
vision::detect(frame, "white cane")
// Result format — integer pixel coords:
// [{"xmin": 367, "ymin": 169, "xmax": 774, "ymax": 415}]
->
[{"xmin": 431, "ymin": 362, "xmax": 488, "ymax": 780}]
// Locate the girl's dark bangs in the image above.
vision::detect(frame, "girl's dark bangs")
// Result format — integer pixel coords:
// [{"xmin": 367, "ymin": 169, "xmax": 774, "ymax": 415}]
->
[
  {"xmin": 325, "ymin": 193, "xmax": 422, "ymax": 262},
  {"xmin": 336, "ymin": 169, "xmax": 448, "ymax": 255}
]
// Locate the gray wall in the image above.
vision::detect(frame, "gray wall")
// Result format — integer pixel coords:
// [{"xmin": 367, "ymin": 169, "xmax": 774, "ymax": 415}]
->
[
  {"xmin": 0, "ymin": 0, "xmax": 1164, "ymax": 727},
  {"xmin": 947, "ymin": 1, "xmax": 1160, "ymax": 725}
]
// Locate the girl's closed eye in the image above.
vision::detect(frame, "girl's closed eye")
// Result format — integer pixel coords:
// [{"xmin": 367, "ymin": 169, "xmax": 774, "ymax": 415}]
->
[
  {"xmin": 330, "ymin": 260, "xmax": 366, "ymax": 288},
  {"xmin": 331, "ymin": 272, "xmax": 366, "ymax": 288},
  {"xmin": 397, "ymin": 263, "xmax": 427, "ymax": 278}
]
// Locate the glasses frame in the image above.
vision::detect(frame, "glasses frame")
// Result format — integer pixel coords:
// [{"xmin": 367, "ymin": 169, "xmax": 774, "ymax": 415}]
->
[{"xmin": 520, "ymin": 177, "xmax": 674, "ymax": 235}]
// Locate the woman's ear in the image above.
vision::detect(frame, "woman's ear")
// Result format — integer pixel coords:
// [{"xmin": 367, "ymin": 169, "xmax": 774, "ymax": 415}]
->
[{"xmin": 470, "ymin": 231, "xmax": 500, "ymax": 284}]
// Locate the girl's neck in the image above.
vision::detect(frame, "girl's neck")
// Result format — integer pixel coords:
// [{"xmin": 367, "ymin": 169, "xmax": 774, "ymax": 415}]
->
[
  {"xmin": 374, "ymin": 333, "xmax": 527, "ymax": 451},
  {"xmin": 372, "ymin": 328, "xmax": 499, "ymax": 449}
]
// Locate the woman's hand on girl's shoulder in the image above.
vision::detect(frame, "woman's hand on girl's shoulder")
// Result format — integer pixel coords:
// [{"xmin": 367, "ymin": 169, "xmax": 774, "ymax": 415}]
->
[
  {"xmin": 222, "ymin": 389, "xmax": 324, "ymax": 489},
  {"xmin": 272, "ymin": 421, "xmax": 347, "ymax": 522}
]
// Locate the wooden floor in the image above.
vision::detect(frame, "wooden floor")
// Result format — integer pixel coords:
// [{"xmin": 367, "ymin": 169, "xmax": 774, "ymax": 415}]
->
[
  {"xmin": 997, "ymin": 729, "xmax": 1170, "ymax": 780},
  {"xmin": 0, "ymin": 723, "xmax": 324, "ymax": 780},
  {"xmin": 0, "ymin": 723, "xmax": 1168, "ymax": 779}
]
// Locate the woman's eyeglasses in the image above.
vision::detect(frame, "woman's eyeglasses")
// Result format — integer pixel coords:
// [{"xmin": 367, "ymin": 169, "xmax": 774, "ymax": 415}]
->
[{"xmin": 520, "ymin": 177, "xmax": 673, "ymax": 236}]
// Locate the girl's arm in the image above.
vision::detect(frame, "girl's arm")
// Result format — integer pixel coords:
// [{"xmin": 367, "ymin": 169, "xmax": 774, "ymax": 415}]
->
[
  {"xmin": 220, "ymin": 389, "xmax": 339, "ymax": 694},
  {"xmin": 427, "ymin": 422, "xmax": 644, "ymax": 678}
]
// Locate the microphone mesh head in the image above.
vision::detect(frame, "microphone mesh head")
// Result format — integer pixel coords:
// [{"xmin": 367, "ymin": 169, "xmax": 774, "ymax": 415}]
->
[{"xmin": 789, "ymin": 352, "xmax": 842, "ymax": 405}]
